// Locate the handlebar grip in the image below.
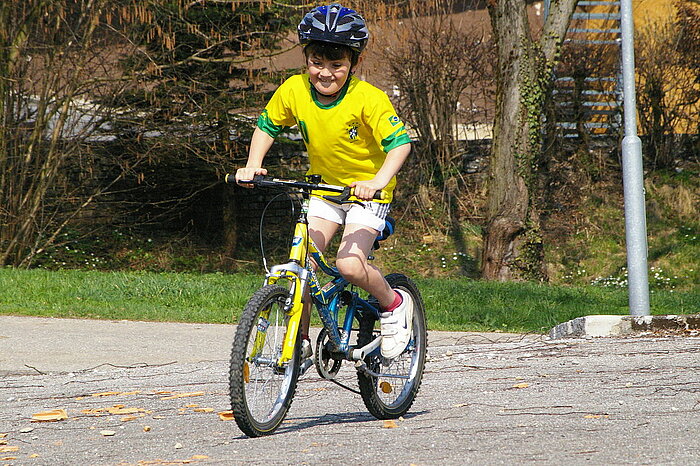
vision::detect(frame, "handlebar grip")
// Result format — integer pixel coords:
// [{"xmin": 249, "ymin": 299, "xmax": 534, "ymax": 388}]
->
[
  {"xmin": 224, "ymin": 174, "xmax": 264, "ymax": 185},
  {"xmin": 373, "ymin": 190, "xmax": 386, "ymax": 201}
]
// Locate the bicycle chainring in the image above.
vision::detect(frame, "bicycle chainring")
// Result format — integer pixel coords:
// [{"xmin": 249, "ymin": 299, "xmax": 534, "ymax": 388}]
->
[{"xmin": 314, "ymin": 328, "xmax": 343, "ymax": 380}]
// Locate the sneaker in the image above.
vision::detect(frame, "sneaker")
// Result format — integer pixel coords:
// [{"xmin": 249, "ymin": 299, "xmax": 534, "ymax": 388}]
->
[
  {"xmin": 299, "ymin": 338, "xmax": 313, "ymax": 375},
  {"xmin": 379, "ymin": 289, "xmax": 413, "ymax": 359},
  {"xmin": 301, "ymin": 338, "xmax": 313, "ymax": 360}
]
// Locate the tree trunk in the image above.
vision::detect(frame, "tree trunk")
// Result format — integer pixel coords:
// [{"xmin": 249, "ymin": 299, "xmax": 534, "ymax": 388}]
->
[{"xmin": 482, "ymin": 0, "xmax": 577, "ymax": 281}]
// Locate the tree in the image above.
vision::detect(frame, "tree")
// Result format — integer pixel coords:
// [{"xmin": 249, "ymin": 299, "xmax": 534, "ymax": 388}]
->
[
  {"xmin": 0, "ymin": 0, "xmax": 300, "ymax": 267},
  {"xmin": 378, "ymin": 0, "xmax": 495, "ymax": 189},
  {"xmin": 0, "ymin": 0, "xmax": 137, "ymax": 266},
  {"xmin": 105, "ymin": 0, "xmax": 300, "ymax": 258},
  {"xmin": 482, "ymin": 0, "xmax": 578, "ymax": 280}
]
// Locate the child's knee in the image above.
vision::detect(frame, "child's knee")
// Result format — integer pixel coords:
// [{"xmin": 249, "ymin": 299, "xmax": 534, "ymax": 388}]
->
[{"xmin": 336, "ymin": 256, "xmax": 366, "ymax": 282}]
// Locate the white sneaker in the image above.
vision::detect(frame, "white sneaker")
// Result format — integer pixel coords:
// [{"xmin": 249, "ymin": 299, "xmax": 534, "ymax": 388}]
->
[
  {"xmin": 379, "ymin": 289, "xmax": 413, "ymax": 359},
  {"xmin": 300, "ymin": 339, "xmax": 312, "ymax": 360}
]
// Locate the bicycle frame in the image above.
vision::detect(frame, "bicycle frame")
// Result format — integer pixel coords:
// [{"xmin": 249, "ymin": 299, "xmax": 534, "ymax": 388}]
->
[{"xmin": 263, "ymin": 194, "xmax": 381, "ymax": 365}]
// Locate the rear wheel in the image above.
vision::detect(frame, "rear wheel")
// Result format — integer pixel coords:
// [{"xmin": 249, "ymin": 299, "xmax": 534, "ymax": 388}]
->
[
  {"xmin": 229, "ymin": 285, "xmax": 301, "ymax": 437},
  {"xmin": 357, "ymin": 273, "xmax": 427, "ymax": 419}
]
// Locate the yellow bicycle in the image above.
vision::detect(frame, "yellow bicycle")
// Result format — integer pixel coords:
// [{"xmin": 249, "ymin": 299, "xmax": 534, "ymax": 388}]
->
[{"xmin": 226, "ymin": 175, "xmax": 427, "ymax": 437}]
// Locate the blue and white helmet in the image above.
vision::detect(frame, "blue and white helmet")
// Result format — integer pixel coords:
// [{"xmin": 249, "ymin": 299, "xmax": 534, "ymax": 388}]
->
[{"xmin": 297, "ymin": 3, "xmax": 369, "ymax": 53}]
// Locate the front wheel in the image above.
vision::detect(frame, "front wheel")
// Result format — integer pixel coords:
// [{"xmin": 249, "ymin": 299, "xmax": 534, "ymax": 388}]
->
[
  {"xmin": 229, "ymin": 285, "xmax": 301, "ymax": 437},
  {"xmin": 357, "ymin": 273, "xmax": 427, "ymax": 419}
]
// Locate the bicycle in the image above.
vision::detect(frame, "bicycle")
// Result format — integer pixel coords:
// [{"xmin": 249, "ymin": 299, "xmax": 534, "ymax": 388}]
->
[{"xmin": 225, "ymin": 174, "xmax": 427, "ymax": 437}]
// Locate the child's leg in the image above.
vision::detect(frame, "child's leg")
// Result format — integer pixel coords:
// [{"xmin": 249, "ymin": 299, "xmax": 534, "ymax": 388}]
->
[
  {"xmin": 335, "ymin": 223, "xmax": 395, "ymax": 308},
  {"xmin": 337, "ymin": 217, "xmax": 413, "ymax": 359},
  {"xmin": 301, "ymin": 216, "xmax": 340, "ymax": 340}
]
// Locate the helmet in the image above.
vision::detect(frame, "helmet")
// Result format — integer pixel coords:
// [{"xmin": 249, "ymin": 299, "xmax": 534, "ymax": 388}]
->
[{"xmin": 297, "ymin": 3, "xmax": 369, "ymax": 53}]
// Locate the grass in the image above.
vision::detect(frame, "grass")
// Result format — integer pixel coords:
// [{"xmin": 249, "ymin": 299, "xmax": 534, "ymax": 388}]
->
[{"xmin": 1, "ymin": 268, "xmax": 697, "ymax": 334}]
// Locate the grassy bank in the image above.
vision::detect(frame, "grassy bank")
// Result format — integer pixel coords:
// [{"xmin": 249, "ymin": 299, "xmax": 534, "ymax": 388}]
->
[{"xmin": 1, "ymin": 268, "xmax": 697, "ymax": 334}]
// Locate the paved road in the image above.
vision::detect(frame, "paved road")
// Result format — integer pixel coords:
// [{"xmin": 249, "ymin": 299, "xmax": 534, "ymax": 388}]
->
[{"xmin": 1, "ymin": 316, "xmax": 699, "ymax": 465}]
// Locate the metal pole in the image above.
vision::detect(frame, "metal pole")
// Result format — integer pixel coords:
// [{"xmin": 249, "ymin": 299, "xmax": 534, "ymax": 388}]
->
[{"xmin": 619, "ymin": 0, "xmax": 650, "ymax": 316}]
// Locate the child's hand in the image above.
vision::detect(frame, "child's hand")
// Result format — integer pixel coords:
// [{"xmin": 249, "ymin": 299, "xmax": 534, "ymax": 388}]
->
[
  {"xmin": 350, "ymin": 179, "xmax": 384, "ymax": 201},
  {"xmin": 235, "ymin": 167, "xmax": 267, "ymax": 187}
]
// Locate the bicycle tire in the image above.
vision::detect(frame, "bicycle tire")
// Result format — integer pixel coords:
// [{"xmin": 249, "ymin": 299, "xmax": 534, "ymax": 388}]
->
[
  {"xmin": 357, "ymin": 273, "xmax": 427, "ymax": 419},
  {"xmin": 229, "ymin": 284, "xmax": 301, "ymax": 437}
]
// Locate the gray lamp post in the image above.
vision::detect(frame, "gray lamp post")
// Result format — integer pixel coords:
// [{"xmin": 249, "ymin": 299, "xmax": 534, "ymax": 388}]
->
[{"xmin": 619, "ymin": 0, "xmax": 650, "ymax": 316}]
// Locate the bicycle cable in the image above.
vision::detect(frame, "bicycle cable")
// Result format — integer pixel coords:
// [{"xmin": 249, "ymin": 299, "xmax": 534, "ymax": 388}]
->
[{"xmin": 258, "ymin": 191, "xmax": 297, "ymax": 274}]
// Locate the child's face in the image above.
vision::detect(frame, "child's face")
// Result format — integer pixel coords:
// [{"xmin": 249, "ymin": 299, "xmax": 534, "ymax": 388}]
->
[{"xmin": 306, "ymin": 53, "xmax": 352, "ymax": 97}]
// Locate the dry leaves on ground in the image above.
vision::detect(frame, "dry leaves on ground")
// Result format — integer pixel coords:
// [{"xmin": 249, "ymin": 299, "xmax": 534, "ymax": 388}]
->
[{"xmin": 31, "ymin": 409, "xmax": 68, "ymax": 422}]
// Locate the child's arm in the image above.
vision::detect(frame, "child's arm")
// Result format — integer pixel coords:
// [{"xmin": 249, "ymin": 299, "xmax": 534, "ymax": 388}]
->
[
  {"xmin": 351, "ymin": 143, "xmax": 412, "ymax": 200},
  {"xmin": 235, "ymin": 127, "xmax": 275, "ymax": 186}
]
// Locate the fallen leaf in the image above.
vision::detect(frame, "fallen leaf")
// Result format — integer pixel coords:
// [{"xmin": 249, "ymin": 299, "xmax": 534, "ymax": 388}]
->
[
  {"xmin": 218, "ymin": 411, "xmax": 234, "ymax": 421},
  {"xmin": 108, "ymin": 407, "xmax": 142, "ymax": 415},
  {"xmin": 91, "ymin": 392, "xmax": 121, "ymax": 397},
  {"xmin": 174, "ymin": 443, "xmax": 183, "ymax": 449},
  {"xmin": 143, "ymin": 426, "xmax": 151, "ymax": 432},
  {"xmin": 383, "ymin": 420, "xmax": 398, "ymax": 428},
  {"xmin": 422, "ymin": 234, "xmax": 434, "ymax": 244},
  {"xmin": 0, "ymin": 434, "xmax": 6, "ymax": 438},
  {"xmin": 31, "ymin": 409, "xmax": 68, "ymax": 422},
  {"xmin": 121, "ymin": 415, "xmax": 145, "ymax": 422},
  {"xmin": 100, "ymin": 430, "xmax": 116, "ymax": 437},
  {"xmin": 0, "ymin": 446, "xmax": 19, "ymax": 453},
  {"xmin": 81, "ymin": 409, "xmax": 107, "ymax": 415},
  {"xmin": 1, "ymin": 457, "xmax": 17, "ymax": 461},
  {"xmin": 584, "ymin": 414, "xmax": 609, "ymax": 419},
  {"xmin": 160, "ymin": 392, "xmax": 205, "ymax": 400},
  {"xmin": 185, "ymin": 404, "xmax": 199, "ymax": 408},
  {"xmin": 29, "ymin": 454, "xmax": 40, "ymax": 458},
  {"xmin": 191, "ymin": 455, "xmax": 209, "ymax": 460},
  {"xmin": 20, "ymin": 427, "xmax": 34, "ymax": 433},
  {"xmin": 193, "ymin": 408, "xmax": 213, "ymax": 413},
  {"xmin": 511, "ymin": 383, "xmax": 530, "ymax": 389}
]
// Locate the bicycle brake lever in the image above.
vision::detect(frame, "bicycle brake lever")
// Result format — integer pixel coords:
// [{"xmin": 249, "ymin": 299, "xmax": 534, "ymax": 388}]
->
[
  {"xmin": 322, "ymin": 187, "xmax": 353, "ymax": 205},
  {"xmin": 322, "ymin": 186, "xmax": 383, "ymax": 205}
]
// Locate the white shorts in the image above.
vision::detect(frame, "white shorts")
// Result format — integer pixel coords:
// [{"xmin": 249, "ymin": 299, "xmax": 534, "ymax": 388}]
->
[{"xmin": 308, "ymin": 196, "xmax": 390, "ymax": 233}]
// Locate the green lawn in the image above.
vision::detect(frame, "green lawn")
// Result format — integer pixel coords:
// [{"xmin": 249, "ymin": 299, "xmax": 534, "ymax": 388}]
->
[{"xmin": 1, "ymin": 268, "xmax": 697, "ymax": 334}]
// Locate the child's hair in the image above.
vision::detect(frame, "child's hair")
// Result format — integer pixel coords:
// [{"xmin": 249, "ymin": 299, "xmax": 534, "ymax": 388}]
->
[{"xmin": 303, "ymin": 40, "xmax": 360, "ymax": 69}]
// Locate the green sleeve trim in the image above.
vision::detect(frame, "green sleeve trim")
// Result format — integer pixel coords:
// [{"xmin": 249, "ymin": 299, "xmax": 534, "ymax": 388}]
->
[
  {"xmin": 381, "ymin": 126, "xmax": 412, "ymax": 152},
  {"xmin": 257, "ymin": 109, "xmax": 286, "ymax": 138}
]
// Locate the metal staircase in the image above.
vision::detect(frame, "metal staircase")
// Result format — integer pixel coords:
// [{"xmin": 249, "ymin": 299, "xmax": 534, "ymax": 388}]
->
[{"xmin": 545, "ymin": 0, "xmax": 623, "ymax": 139}]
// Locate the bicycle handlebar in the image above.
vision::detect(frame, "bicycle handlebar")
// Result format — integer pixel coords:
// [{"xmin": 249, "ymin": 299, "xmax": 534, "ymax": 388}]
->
[{"xmin": 225, "ymin": 174, "xmax": 385, "ymax": 202}]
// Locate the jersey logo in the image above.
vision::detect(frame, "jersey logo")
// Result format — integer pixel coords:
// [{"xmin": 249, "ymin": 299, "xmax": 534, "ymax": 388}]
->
[
  {"xmin": 348, "ymin": 122, "xmax": 360, "ymax": 140},
  {"xmin": 388, "ymin": 115, "xmax": 401, "ymax": 126}
]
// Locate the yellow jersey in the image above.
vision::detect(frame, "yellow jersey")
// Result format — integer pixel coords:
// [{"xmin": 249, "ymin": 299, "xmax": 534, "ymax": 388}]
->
[{"xmin": 257, "ymin": 74, "xmax": 411, "ymax": 203}]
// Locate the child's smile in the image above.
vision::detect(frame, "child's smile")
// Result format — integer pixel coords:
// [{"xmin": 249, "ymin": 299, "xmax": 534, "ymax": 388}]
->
[{"xmin": 307, "ymin": 54, "xmax": 352, "ymax": 98}]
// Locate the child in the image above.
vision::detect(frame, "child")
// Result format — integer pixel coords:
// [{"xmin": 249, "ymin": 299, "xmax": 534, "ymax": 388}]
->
[{"xmin": 235, "ymin": 3, "xmax": 413, "ymax": 360}]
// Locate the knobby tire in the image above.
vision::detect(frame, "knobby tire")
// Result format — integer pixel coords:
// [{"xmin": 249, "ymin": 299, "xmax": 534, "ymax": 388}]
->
[
  {"xmin": 357, "ymin": 273, "xmax": 427, "ymax": 419},
  {"xmin": 229, "ymin": 285, "xmax": 301, "ymax": 437}
]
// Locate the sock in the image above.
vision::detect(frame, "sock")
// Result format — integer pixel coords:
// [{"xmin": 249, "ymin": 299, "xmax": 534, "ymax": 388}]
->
[{"xmin": 382, "ymin": 291, "xmax": 403, "ymax": 313}]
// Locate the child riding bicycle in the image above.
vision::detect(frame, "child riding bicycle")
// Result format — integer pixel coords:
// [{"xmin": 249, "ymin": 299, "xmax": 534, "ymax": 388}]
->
[{"xmin": 235, "ymin": 3, "xmax": 413, "ymax": 361}]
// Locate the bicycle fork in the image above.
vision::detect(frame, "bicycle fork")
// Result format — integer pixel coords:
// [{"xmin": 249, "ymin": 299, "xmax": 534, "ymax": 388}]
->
[{"xmin": 265, "ymin": 263, "xmax": 309, "ymax": 365}]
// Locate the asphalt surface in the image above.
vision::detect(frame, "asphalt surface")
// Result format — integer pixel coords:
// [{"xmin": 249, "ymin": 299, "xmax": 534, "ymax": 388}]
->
[{"xmin": 2, "ymin": 315, "xmax": 700, "ymax": 465}]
